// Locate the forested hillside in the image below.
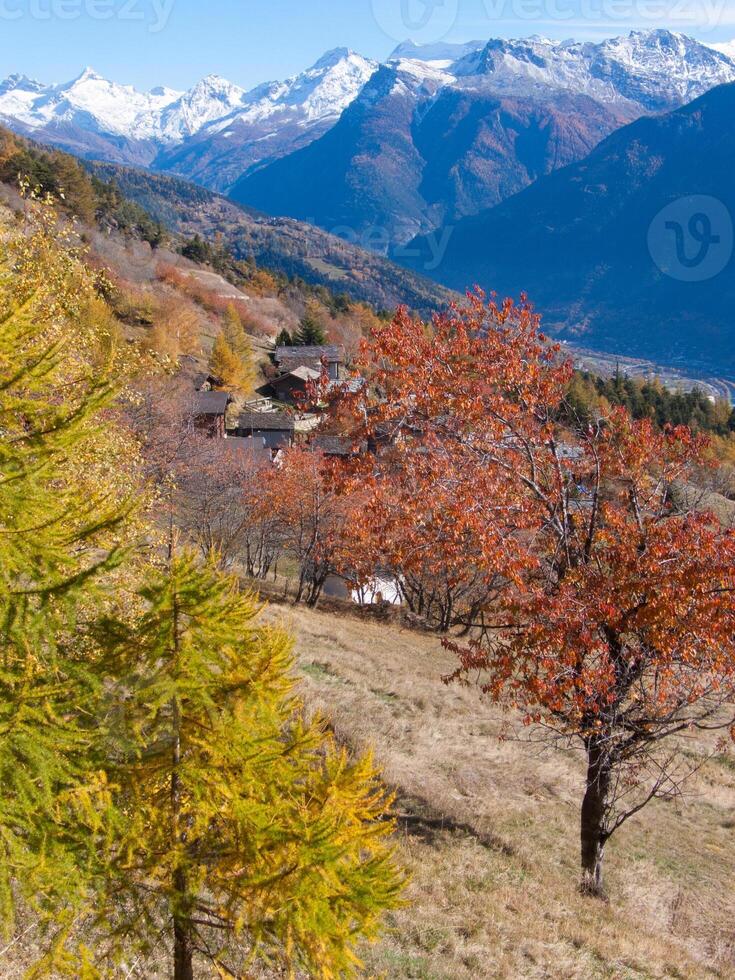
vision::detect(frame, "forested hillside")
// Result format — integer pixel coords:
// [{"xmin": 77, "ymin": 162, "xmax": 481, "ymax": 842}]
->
[{"xmin": 85, "ymin": 159, "xmax": 456, "ymax": 315}]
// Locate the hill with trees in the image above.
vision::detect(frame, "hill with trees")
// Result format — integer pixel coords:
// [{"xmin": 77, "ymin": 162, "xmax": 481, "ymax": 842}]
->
[{"xmin": 85, "ymin": 159, "xmax": 456, "ymax": 316}]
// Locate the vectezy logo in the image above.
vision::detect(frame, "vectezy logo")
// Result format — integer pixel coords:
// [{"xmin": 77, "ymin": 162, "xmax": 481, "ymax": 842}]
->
[
  {"xmin": 370, "ymin": 0, "xmax": 459, "ymax": 44},
  {"xmin": 648, "ymin": 196, "xmax": 733, "ymax": 283}
]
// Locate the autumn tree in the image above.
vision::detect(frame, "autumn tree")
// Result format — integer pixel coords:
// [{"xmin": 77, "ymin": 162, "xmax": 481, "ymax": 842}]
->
[
  {"xmin": 339, "ymin": 294, "xmax": 735, "ymax": 898},
  {"xmin": 95, "ymin": 551, "xmax": 405, "ymax": 979},
  {"xmin": 267, "ymin": 447, "xmax": 356, "ymax": 605},
  {"xmin": 147, "ymin": 294, "xmax": 201, "ymax": 362},
  {"xmin": 0, "ymin": 203, "xmax": 140, "ymax": 952}
]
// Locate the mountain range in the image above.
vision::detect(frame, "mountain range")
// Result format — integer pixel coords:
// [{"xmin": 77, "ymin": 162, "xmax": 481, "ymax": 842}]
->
[
  {"xmin": 2, "ymin": 30, "xmax": 734, "ymax": 243},
  {"xmin": 230, "ymin": 31, "xmax": 735, "ymax": 243},
  {"xmin": 0, "ymin": 49, "xmax": 378, "ymax": 181},
  {"xmin": 4, "ymin": 29, "xmax": 735, "ymax": 378},
  {"xmin": 404, "ymin": 81, "xmax": 735, "ymax": 378}
]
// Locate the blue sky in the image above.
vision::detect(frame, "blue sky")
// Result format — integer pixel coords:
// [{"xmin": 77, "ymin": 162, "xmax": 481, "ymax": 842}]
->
[{"xmin": 2, "ymin": 0, "xmax": 735, "ymax": 90}]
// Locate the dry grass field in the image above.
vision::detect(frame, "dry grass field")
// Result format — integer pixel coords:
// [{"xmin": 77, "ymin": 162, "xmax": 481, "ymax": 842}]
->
[{"xmin": 263, "ymin": 600, "xmax": 735, "ymax": 980}]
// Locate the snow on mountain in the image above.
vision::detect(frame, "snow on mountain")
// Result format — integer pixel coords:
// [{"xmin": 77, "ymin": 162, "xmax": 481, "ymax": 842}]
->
[
  {"xmin": 388, "ymin": 39, "xmax": 487, "ymax": 69},
  {"xmin": 449, "ymin": 31, "xmax": 735, "ymax": 111},
  {"xmin": 0, "ymin": 73, "xmax": 48, "ymax": 123},
  {"xmin": 0, "ymin": 67, "xmax": 183, "ymax": 139},
  {"xmin": 202, "ymin": 49, "xmax": 377, "ymax": 136},
  {"xmin": 0, "ymin": 49, "xmax": 377, "ymax": 151},
  {"xmin": 157, "ymin": 75, "xmax": 247, "ymax": 140}
]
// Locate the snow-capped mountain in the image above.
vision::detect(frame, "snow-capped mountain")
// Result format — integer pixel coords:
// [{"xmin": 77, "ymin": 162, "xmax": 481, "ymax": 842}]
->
[
  {"xmin": 0, "ymin": 49, "xmax": 377, "ymax": 174},
  {"xmin": 215, "ymin": 48, "xmax": 377, "ymax": 130},
  {"xmin": 406, "ymin": 30, "xmax": 735, "ymax": 110},
  {"xmin": 0, "ymin": 67, "xmax": 183, "ymax": 139},
  {"xmin": 151, "ymin": 48, "xmax": 378, "ymax": 191},
  {"xmin": 1, "ymin": 30, "xmax": 733, "ymax": 208},
  {"xmin": 157, "ymin": 75, "xmax": 247, "ymax": 141},
  {"xmin": 231, "ymin": 29, "xmax": 735, "ymax": 245}
]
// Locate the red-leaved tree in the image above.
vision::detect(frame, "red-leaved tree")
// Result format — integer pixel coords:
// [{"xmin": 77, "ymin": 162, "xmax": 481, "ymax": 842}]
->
[{"xmin": 334, "ymin": 293, "xmax": 735, "ymax": 897}]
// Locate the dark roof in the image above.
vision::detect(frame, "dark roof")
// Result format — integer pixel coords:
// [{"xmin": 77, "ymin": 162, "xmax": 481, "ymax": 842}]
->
[
  {"xmin": 222, "ymin": 436, "xmax": 272, "ymax": 465},
  {"xmin": 192, "ymin": 390, "xmax": 231, "ymax": 415},
  {"xmin": 238, "ymin": 411, "xmax": 295, "ymax": 432},
  {"xmin": 275, "ymin": 345, "xmax": 346, "ymax": 371},
  {"xmin": 192, "ymin": 371, "xmax": 224, "ymax": 392},
  {"xmin": 312, "ymin": 435, "xmax": 367, "ymax": 457}
]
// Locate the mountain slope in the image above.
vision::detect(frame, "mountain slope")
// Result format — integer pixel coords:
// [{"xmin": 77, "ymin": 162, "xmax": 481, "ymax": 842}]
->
[
  {"xmin": 403, "ymin": 81, "xmax": 735, "ymax": 377},
  {"xmin": 85, "ymin": 160, "xmax": 454, "ymax": 315},
  {"xmin": 231, "ymin": 60, "xmax": 631, "ymax": 244},
  {"xmin": 231, "ymin": 30, "xmax": 735, "ymax": 245}
]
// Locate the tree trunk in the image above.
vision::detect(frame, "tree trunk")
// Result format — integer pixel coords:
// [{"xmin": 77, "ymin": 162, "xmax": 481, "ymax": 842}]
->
[
  {"xmin": 580, "ymin": 739, "xmax": 611, "ymax": 899},
  {"xmin": 173, "ymin": 909, "xmax": 194, "ymax": 980},
  {"xmin": 170, "ymin": 583, "xmax": 194, "ymax": 980}
]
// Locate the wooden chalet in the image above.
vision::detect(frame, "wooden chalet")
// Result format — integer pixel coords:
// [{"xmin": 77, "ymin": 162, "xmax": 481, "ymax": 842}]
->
[
  {"xmin": 191, "ymin": 390, "xmax": 232, "ymax": 438},
  {"xmin": 234, "ymin": 411, "xmax": 296, "ymax": 453},
  {"xmin": 274, "ymin": 345, "xmax": 347, "ymax": 381}
]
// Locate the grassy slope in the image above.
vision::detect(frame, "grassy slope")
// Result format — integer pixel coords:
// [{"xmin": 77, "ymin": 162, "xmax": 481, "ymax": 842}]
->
[{"xmin": 264, "ymin": 601, "xmax": 735, "ymax": 980}]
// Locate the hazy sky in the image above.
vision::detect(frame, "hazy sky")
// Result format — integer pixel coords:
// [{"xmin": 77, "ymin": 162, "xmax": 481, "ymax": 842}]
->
[{"xmin": 2, "ymin": 0, "xmax": 735, "ymax": 90}]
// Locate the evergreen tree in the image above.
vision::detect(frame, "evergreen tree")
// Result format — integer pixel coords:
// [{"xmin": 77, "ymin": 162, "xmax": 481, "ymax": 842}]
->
[
  {"xmin": 294, "ymin": 310, "xmax": 327, "ymax": 346},
  {"xmin": 97, "ymin": 552, "xmax": 405, "ymax": 979},
  {"xmin": 274, "ymin": 327, "xmax": 292, "ymax": 348}
]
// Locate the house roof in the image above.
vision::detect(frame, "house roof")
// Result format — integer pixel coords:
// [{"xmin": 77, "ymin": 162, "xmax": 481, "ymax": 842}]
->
[
  {"xmin": 274, "ymin": 366, "xmax": 321, "ymax": 384},
  {"xmin": 328, "ymin": 376, "xmax": 365, "ymax": 395},
  {"xmin": 192, "ymin": 390, "xmax": 230, "ymax": 415},
  {"xmin": 238, "ymin": 411, "xmax": 296, "ymax": 432},
  {"xmin": 275, "ymin": 345, "xmax": 346, "ymax": 371},
  {"xmin": 222, "ymin": 436, "xmax": 272, "ymax": 465},
  {"xmin": 312, "ymin": 435, "xmax": 367, "ymax": 457}
]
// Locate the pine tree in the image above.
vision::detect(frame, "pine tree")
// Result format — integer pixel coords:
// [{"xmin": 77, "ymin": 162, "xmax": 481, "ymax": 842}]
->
[
  {"xmin": 96, "ymin": 552, "xmax": 406, "ymax": 979},
  {"xmin": 295, "ymin": 310, "xmax": 327, "ymax": 346},
  {"xmin": 0, "ymin": 209, "xmax": 138, "ymax": 949},
  {"xmin": 274, "ymin": 327, "xmax": 292, "ymax": 348}
]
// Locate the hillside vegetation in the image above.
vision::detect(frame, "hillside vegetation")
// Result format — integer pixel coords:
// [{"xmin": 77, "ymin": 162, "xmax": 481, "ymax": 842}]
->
[
  {"xmin": 269, "ymin": 599, "xmax": 735, "ymax": 979},
  {"xmin": 85, "ymin": 159, "xmax": 456, "ymax": 316}
]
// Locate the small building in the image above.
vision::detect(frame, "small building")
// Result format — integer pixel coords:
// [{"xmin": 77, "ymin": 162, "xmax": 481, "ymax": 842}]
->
[
  {"xmin": 191, "ymin": 390, "xmax": 232, "ymax": 438},
  {"xmin": 234, "ymin": 411, "xmax": 296, "ymax": 453},
  {"xmin": 274, "ymin": 345, "xmax": 347, "ymax": 381},
  {"xmin": 221, "ymin": 435, "xmax": 272, "ymax": 468},
  {"xmin": 271, "ymin": 365, "xmax": 321, "ymax": 405}
]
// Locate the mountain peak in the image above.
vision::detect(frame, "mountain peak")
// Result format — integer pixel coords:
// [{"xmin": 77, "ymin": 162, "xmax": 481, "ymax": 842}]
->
[
  {"xmin": 311, "ymin": 47, "xmax": 353, "ymax": 69},
  {"xmin": 73, "ymin": 66, "xmax": 104, "ymax": 83}
]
